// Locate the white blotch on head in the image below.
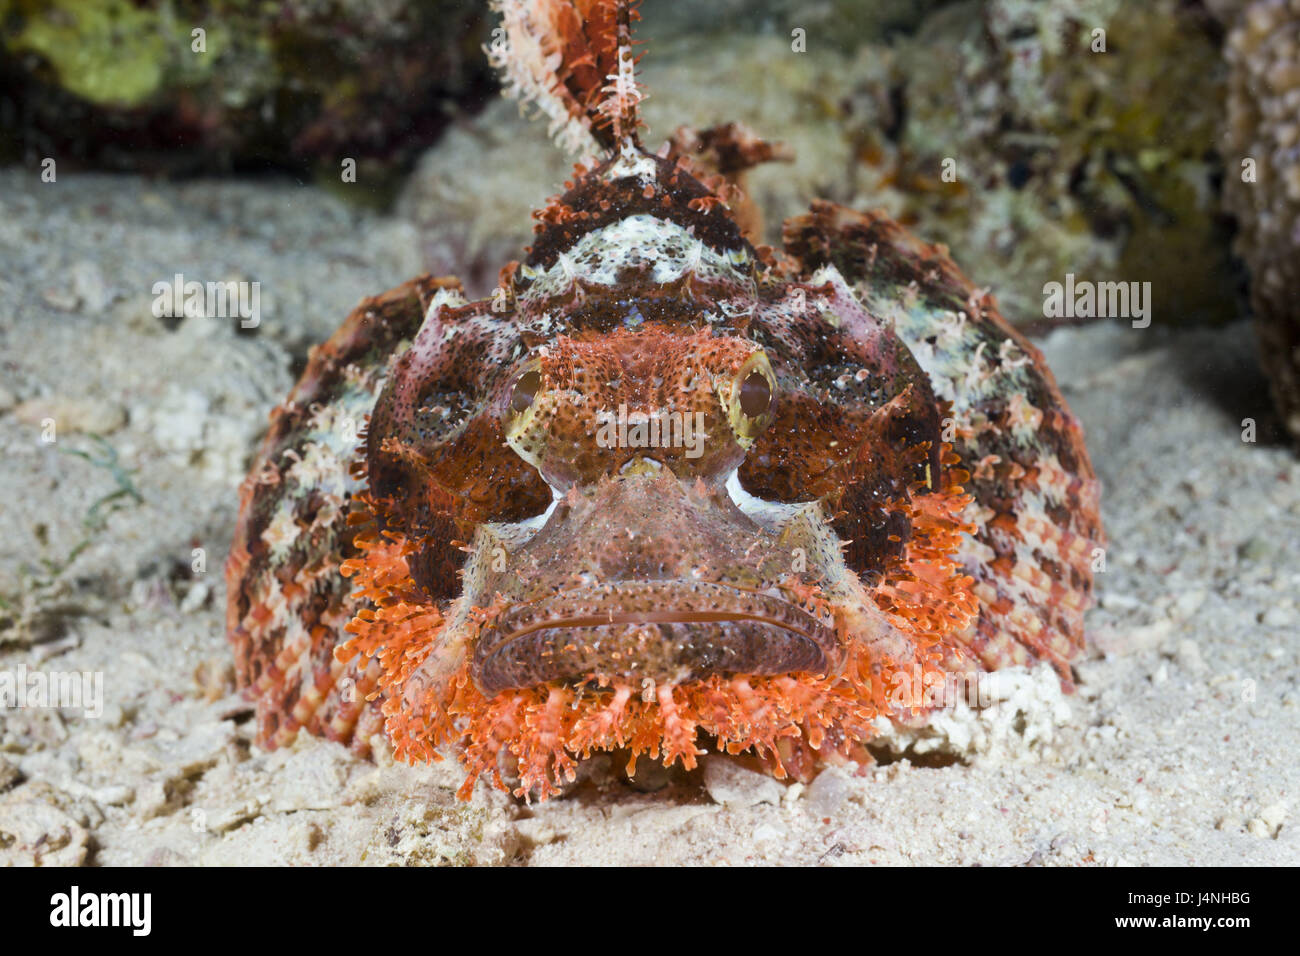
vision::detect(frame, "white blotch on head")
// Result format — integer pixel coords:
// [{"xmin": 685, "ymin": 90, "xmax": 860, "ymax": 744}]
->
[{"xmin": 521, "ymin": 214, "xmax": 753, "ymax": 301}]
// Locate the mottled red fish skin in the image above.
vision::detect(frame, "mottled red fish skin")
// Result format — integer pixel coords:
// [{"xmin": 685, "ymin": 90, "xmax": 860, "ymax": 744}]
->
[{"xmin": 226, "ymin": 0, "xmax": 1101, "ymax": 798}]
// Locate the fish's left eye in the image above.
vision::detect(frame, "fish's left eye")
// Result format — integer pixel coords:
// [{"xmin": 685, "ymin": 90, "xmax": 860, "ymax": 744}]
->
[
  {"xmin": 739, "ymin": 370, "xmax": 772, "ymax": 418},
  {"xmin": 511, "ymin": 369, "xmax": 542, "ymax": 412}
]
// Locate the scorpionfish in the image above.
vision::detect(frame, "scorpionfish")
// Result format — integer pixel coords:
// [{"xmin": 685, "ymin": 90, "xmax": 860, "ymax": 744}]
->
[{"xmin": 226, "ymin": 0, "xmax": 1103, "ymax": 800}]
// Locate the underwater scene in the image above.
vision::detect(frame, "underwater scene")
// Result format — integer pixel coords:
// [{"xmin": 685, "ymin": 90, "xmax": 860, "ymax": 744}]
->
[{"xmin": 0, "ymin": 0, "xmax": 1296, "ymax": 879}]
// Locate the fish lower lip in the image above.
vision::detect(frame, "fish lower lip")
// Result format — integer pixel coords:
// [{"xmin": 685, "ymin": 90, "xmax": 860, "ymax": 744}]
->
[{"xmin": 472, "ymin": 581, "xmax": 839, "ymax": 694}]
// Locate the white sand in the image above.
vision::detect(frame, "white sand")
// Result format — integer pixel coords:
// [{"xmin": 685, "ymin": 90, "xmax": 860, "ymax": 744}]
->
[{"xmin": 1, "ymin": 164, "xmax": 1296, "ymax": 866}]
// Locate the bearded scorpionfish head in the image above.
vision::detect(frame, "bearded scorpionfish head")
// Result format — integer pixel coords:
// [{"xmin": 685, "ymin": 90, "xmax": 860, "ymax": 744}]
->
[
  {"xmin": 340, "ymin": 144, "xmax": 980, "ymax": 798},
  {"xmin": 228, "ymin": 0, "xmax": 1100, "ymax": 800}
]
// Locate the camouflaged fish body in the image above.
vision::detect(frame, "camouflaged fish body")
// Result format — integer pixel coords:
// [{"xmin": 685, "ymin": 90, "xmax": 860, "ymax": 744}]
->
[{"xmin": 226, "ymin": 0, "xmax": 1102, "ymax": 798}]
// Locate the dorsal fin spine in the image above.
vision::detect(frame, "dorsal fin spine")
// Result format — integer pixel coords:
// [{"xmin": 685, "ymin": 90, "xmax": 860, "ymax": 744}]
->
[{"xmin": 487, "ymin": 0, "xmax": 645, "ymax": 160}]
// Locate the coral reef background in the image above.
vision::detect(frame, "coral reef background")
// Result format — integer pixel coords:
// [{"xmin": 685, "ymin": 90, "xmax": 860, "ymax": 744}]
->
[
  {"xmin": 1222, "ymin": 0, "xmax": 1300, "ymax": 443},
  {"xmin": 0, "ymin": 0, "xmax": 1248, "ymax": 328},
  {"xmin": 0, "ymin": 0, "xmax": 493, "ymax": 192}
]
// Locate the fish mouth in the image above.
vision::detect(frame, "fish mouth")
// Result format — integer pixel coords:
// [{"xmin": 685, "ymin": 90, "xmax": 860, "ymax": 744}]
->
[{"xmin": 472, "ymin": 580, "xmax": 840, "ymax": 694}]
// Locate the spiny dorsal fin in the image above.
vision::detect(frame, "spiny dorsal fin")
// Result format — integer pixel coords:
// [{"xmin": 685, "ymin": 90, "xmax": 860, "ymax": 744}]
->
[{"xmin": 487, "ymin": 0, "xmax": 645, "ymax": 160}]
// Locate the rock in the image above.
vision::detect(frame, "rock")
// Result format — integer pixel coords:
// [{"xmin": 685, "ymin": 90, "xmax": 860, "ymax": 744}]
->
[
  {"xmin": 140, "ymin": 383, "xmax": 261, "ymax": 486},
  {"xmin": 1237, "ymin": 536, "xmax": 1275, "ymax": 564},
  {"xmin": 0, "ymin": 758, "xmax": 22, "ymax": 794},
  {"xmin": 1175, "ymin": 639, "xmax": 1207, "ymax": 674},
  {"xmin": 179, "ymin": 580, "xmax": 211, "ymax": 614},
  {"xmin": 87, "ymin": 783, "xmax": 134, "ymax": 807},
  {"xmin": 151, "ymin": 720, "xmax": 237, "ymax": 777},
  {"xmin": 803, "ymin": 766, "xmax": 856, "ymax": 816},
  {"xmin": 0, "ymin": 795, "xmax": 91, "ymax": 866},
  {"xmin": 1222, "ymin": 0, "xmax": 1300, "ymax": 445},
  {"xmin": 890, "ymin": 0, "xmax": 1236, "ymax": 326},
  {"xmin": 268, "ymin": 745, "xmax": 353, "ymax": 814},
  {"xmin": 136, "ymin": 779, "xmax": 177, "ymax": 821},
  {"xmin": 192, "ymin": 657, "xmax": 235, "ymax": 702},
  {"xmin": 1100, "ymin": 591, "xmax": 1144, "ymax": 612},
  {"xmin": 70, "ymin": 260, "xmax": 111, "ymax": 313},
  {"xmin": 752, "ymin": 823, "xmax": 785, "ymax": 842},
  {"xmin": 354, "ymin": 800, "xmax": 517, "ymax": 867},
  {"xmin": 32, "ymin": 633, "xmax": 80, "ymax": 662},
  {"xmin": 13, "ymin": 396, "xmax": 126, "ymax": 436},
  {"xmin": 40, "ymin": 285, "xmax": 80, "ymax": 312},
  {"xmin": 1247, "ymin": 803, "xmax": 1286, "ymax": 838},
  {"xmin": 0, "ymin": 0, "xmax": 494, "ymax": 180},
  {"xmin": 1260, "ymin": 802, "xmax": 1287, "ymax": 830},
  {"xmin": 1171, "ymin": 589, "xmax": 1208, "ymax": 621},
  {"xmin": 1261, "ymin": 603, "xmax": 1298, "ymax": 627},
  {"xmin": 149, "ymin": 388, "xmax": 209, "ymax": 454},
  {"xmin": 702, "ymin": 756, "xmax": 783, "ymax": 808},
  {"xmin": 1126, "ymin": 618, "xmax": 1175, "ymax": 653}
]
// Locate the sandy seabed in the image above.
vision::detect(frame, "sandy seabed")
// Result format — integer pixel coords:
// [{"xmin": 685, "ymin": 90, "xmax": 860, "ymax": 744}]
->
[{"xmin": 0, "ymin": 167, "xmax": 1296, "ymax": 866}]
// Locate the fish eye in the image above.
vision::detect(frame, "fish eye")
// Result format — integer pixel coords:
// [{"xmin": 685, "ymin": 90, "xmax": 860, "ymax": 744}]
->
[
  {"xmin": 739, "ymin": 370, "xmax": 772, "ymax": 418},
  {"xmin": 729, "ymin": 356, "xmax": 776, "ymax": 443},
  {"xmin": 511, "ymin": 369, "xmax": 542, "ymax": 412}
]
